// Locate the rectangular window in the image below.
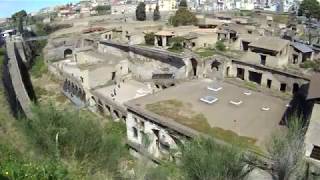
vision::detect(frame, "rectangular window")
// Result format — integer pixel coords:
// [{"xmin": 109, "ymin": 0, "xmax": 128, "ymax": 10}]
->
[
  {"xmin": 236, "ymin": 68, "xmax": 245, "ymax": 80},
  {"xmin": 132, "ymin": 127, "xmax": 138, "ymax": 138},
  {"xmin": 248, "ymin": 71, "xmax": 262, "ymax": 85},
  {"xmin": 280, "ymin": 83, "xmax": 287, "ymax": 92},
  {"xmin": 311, "ymin": 145, "xmax": 320, "ymax": 160},
  {"xmin": 267, "ymin": 79, "xmax": 272, "ymax": 88},
  {"xmin": 111, "ymin": 72, "xmax": 116, "ymax": 81},
  {"xmin": 260, "ymin": 55, "xmax": 266, "ymax": 65}
]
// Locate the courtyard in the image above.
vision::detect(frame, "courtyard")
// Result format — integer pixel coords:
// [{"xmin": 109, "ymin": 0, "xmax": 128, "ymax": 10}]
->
[{"xmin": 126, "ymin": 79, "xmax": 289, "ymax": 151}]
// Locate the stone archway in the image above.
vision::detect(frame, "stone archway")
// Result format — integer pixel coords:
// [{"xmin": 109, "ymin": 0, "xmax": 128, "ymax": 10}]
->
[
  {"xmin": 210, "ymin": 60, "xmax": 221, "ymax": 71},
  {"xmin": 113, "ymin": 110, "xmax": 120, "ymax": 119},
  {"xmin": 225, "ymin": 66, "xmax": 230, "ymax": 77},
  {"xmin": 90, "ymin": 96, "xmax": 97, "ymax": 107},
  {"xmin": 105, "ymin": 104, "xmax": 111, "ymax": 114},
  {"xmin": 64, "ymin": 49, "xmax": 73, "ymax": 58}
]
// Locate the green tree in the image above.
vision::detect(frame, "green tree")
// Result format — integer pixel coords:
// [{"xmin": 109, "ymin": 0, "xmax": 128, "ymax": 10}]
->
[
  {"xmin": 180, "ymin": 137, "xmax": 246, "ymax": 180},
  {"xmin": 298, "ymin": 0, "xmax": 320, "ymax": 19},
  {"xmin": 169, "ymin": 8, "xmax": 197, "ymax": 27},
  {"xmin": 136, "ymin": 2, "xmax": 146, "ymax": 21},
  {"xmin": 153, "ymin": 4, "xmax": 161, "ymax": 21},
  {"xmin": 11, "ymin": 10, "xmax": 27, "ymax": 33},
  {"xmin": 144, "ymin": 32, "xmax": 155, "ymax": 45},
  {"xmin": 215, "ymin": 40, "xmax": 226, "ymax": 51},
  {"xmin": 179, "ymin": 0, "xmax": 188, "ymax": 8}
]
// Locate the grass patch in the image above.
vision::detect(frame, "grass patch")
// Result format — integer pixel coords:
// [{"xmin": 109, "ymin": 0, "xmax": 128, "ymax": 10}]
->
[
  {"xmin": 56, "ymin": 94, "xmax": 67, "ymax": 103},
  {"xmin": 20, "ymin": 104, "xmax": 129, "ymax": 176},
  {"xmin": 244, "ymin": 81, "xmax": 258, "ymax": 91},
  {"xmin": 146, "ymin": 100, "xmax": 259, "ymax": 151},
  {"xmin": 167, "ymin": 48, "xmax": 183, "ymax": 54},
  {"xmin": 195, "ymin": 48, "xmax": 215, "ymax": 58},
  {"xmin": 273, "ymin": 14, "xmax": 289, "ymax": 24},
  {"xmin": 31, "ymin": 53, "xmax": 47, "ymax": 78}
]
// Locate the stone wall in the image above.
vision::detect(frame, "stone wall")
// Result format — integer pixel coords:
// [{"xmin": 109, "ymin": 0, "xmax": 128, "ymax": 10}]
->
[
  {"xmin": 229, "ymin": 60, "xmax": 309, "ymax": 94},
  {"xmin": 3, "ymin": 40, "xmax": 36, "ymax": 118}
]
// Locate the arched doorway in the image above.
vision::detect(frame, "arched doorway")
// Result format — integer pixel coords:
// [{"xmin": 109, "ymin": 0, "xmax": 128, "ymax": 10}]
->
[
  {"xmin": 190, "ymin": 58, "xmax": 198, "ymax": 76},
  {"xmin": 105, "ymin": 104, "xmax": 111, "ymax": 113},
  {"xmin": 64, "ymin": 49, "xmax": 73, "ymax": 58},
  {"xmin": 292, "ymin": 83, "xmax": 299, "ymax": 94},
  {"xmin": 113, "ymin": 110, "xmax": 120, "ymax": 119},
  {"xmin": 90, "ymin": 96, "xmax": 97, "ymax": 107},
  {"xmin": 211, "ymin": 60, "xmax": 221, "ymax": 71},
  {"xmin": 225, "ymin": 67, "xmax": 230, "ymax": 77}
]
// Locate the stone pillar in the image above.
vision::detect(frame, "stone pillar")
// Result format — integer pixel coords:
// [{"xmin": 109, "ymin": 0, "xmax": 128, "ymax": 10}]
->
[
  {"xmin": 244, "ymin": 68, "xmax": 249, "ymax": 81},
  {"xmin": 162, "ymin": 36, "xmax": 167, "ymax": 47},
  {"xmin": 154, "ymin": 36, "xmax": 158, "ymax": 46}
]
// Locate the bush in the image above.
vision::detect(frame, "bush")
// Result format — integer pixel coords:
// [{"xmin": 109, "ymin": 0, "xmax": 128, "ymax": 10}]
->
[
  {"xmin": 95, "ymin": 5, "xmax": 111, "ymax": 15},
  {"xmin": 31, "ymin": 52, "xmax": 47, "ymax": 78},
  {"xmin": 169, "ymin": 36, "xmax": 185, "ymax": 51},
  {"xmin": 144, "ymin": 33, "xmax": 155, "ymax": 45},
  {"xmin": 300, "ymin": 60, "xmax": 320, "ymax": 71},
  {"xmin": 0, "ymin": 144, "xmax": 70, "ymax": 179},
  {"xmin": 35, "ymin": 23, "xmax": 72, "ymax": 36},
  {"xmin": 267, "ymin": 116, "xmax": 306, "ymax": 180},
  {"xmin": 136, "ymin": 2, "xmax": 146, "ymax": 21},
  {"xmin": 180, "ymin": 137, "xmax": 246, "ymax": 180},
  {"xmin": 20, "ymin": 104, "xmax": 128, "ymax": 175},
  {"xmin": 153, "ymin": 4, "xmax": 161, "ymax": 21},
  {"xmin": 169, "ymin": 8, "xmax": 197, "ymax": 27},
  {"xmin": 215, "ymin": 40, "xmax": 226, "ymax": 51}
]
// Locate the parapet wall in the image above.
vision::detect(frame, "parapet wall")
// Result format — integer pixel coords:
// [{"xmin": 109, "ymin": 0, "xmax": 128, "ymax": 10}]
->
[
  {"xmin": 100, "ymin": 40, "xmax": 186, "ymax": 69},
  {"xmin": 2, "ymin": 40, "xmax": 36, "ymax": 118}
]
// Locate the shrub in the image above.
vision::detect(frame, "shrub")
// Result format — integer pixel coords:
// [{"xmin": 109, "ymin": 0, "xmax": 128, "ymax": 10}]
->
[
  {"xmin": 144, "ymin": 33, "xmax": 155, "ymax": 45},
  {"xmin": 31, "ymin": 53, "xmax": 47, "ymax": 78},
  {"xmin": 300, "ymin": 60, "xmax": 320, "ymax": 71},
  {"xmin": 0, "ymin": 144, "xmax": 70, "ymax": 179},
  {"xmin": 267, "ymin": 116, "xmax": 306, "ymax": 180},
  {"xmin": 95, "ymin": 5, "xmax": 111, "ymax": 15},
  {"xmin": 180, "ymin": 137, "xmax": 246, "ymax": 180},
  {"xmin": 215, "ymin": 40, "xmax": 226, "ymax": 51},
  {"xmin": 170, "ymin": 36, "xmax": 185, "ymax": 50},
  {"xmin": 20, "ymin": 104, "xmax": 128, "ymax": 175}
]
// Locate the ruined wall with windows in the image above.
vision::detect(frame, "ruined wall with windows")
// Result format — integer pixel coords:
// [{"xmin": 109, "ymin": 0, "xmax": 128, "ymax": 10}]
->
[{"xmin": 227, "ymin": 60, "xmax": 309, "ymax": 94}]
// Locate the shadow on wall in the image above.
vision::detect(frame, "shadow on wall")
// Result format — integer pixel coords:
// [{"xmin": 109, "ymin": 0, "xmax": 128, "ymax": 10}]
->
[
  {"xmin": 14, "ymin": 46, "xmax": 37, "ymax": 102},
  {"xmin": 280, "ymin": 83, "xmax": 313, "ymax": 126}
]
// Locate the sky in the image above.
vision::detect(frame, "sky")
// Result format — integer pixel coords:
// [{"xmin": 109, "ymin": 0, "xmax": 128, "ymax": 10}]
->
[{"xmin": 0, "ymin": 0, "xmax": 80, "ymax": 18}]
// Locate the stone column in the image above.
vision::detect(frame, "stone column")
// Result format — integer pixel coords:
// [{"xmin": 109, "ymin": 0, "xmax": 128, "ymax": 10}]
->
[
  {"xmin": 154, "ymin": 36, "xmax": 158, "ymax": 46},
  {"xmin": 244, "ymin": 68, "xmax": 249, "ymax": 81},
  {"xmin": 162, "ymin": 36, "xmax": 167, "ymax": 47}
]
